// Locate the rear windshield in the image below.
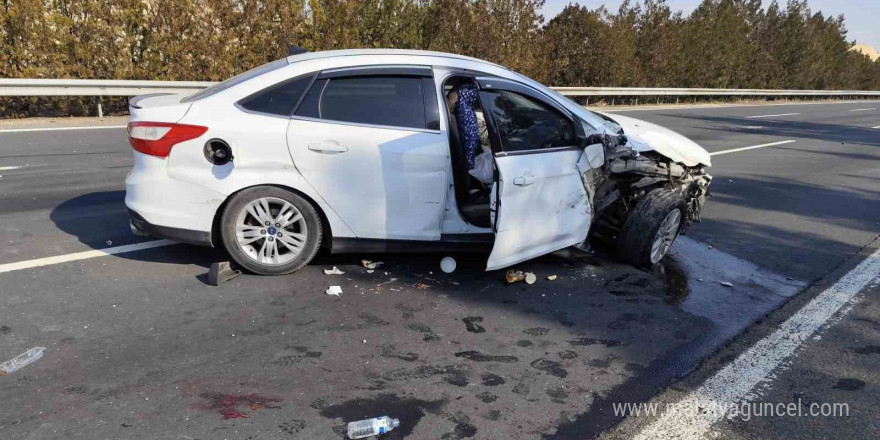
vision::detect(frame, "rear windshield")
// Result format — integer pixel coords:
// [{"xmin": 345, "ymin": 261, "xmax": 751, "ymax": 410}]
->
[{"xmin": 181, "ymin": 58, "xmax": 289, "ymax": 103}]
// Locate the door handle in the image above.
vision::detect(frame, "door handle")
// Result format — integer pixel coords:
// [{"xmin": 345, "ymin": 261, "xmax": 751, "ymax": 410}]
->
[
  {"xmin": 307, "ymin": 142, "xmax": 348, "ymax": 154},
  {"xmin": 513, "ymin": 173, "xmax": 535, "ymax": 187}
]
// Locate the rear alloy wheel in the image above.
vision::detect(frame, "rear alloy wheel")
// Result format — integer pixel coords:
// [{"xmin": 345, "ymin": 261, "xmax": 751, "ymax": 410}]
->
[
  {"xmin": 616, "ymin": 188, "xmax": 686, "ymax": 267},
  {"xmin": 221, "ymin": 187, "xmax": 322, "ymax": 275}
]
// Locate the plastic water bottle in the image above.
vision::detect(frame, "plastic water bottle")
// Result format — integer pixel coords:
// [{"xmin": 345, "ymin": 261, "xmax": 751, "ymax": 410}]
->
[
  {"xmin": 347, "ymin": 416, "xmax": 400, "ymax": 439},
  {"xmin": 0, "ymin": 347, "xmax": 45, "ymax": 375}
]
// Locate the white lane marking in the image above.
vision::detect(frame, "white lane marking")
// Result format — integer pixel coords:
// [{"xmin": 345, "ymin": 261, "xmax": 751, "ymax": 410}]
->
[
  {"xmin": 0, "ymin": 125, "xmax": 126, "ymax": 134},
  {"xmin": 745, "ymin": 112, "xmax": 800, "ymax": 119},
  {"xmin": 710, "ymin": 140, "xmax": 796, "ymax": 156},
  {"xmin": 849, "ymin": 108, "xmax": 876, "ymax": 112},
  {"xmin": 873, "ymin": 126, "xmax": 880, "ymax": 129},
  {"xmin": 0, "ymin": 240, "xmax": 174, "ymax": 274},
  {"xmin": 0, "ymin": 166, "xmax": 23, "ymax": 171},
  {"xmin": 633, "ymin": 247, "xmax": 880, "ymax": 440},
  {"xmin": 601, "ymin": 100, "xmax": 880, "ymax": 112}
]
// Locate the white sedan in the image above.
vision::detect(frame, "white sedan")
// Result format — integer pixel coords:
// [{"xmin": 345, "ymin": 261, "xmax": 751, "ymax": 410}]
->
[{"xmin": 125, "ymin": 49, "xmax": 712, "ymax": 275}]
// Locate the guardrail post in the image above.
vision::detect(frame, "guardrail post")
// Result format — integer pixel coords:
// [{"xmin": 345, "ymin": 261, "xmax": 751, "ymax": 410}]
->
[{"xmin": 97, "ymin": 101, "xmax": 103, "ymax": 119}]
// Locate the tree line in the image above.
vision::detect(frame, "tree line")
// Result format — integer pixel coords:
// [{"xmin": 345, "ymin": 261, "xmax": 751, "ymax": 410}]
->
[{"xmin": 2, "ymin": 0, "xmax": 879, "ymax": 116}]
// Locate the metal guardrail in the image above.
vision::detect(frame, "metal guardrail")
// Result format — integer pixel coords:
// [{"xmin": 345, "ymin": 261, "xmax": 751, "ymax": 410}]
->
[{"xmin": 2, "ymin": 78, "xmax": 879, "ymax": 98}]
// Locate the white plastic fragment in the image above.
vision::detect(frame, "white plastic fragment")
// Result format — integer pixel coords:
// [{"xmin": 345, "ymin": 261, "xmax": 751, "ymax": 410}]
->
[
  {"xmin": 366, "ymin": 270, "xmax": 374, "ymax": 274},
  {"xmin": 719, "ymin": 281, "xmax": 733, "ymax": 287},
  {"xmin": 525, "ymin": 272, "xmax": 537, "ymax": 285},
  {"xmin": 0, "ymin": 347, "xmax": 45, "ymax": 375},
  {"xmin": 362, "ymin": 260, "xmax": 384, "ymax": 269},
  {"xmin": 547, "ymin": 275, "xmax": 557, "ymax": 281},
  {"xmin": 323, "ymin": 266, "xmax": 345, "ymax": 275},
  {"xmin": 326, "ymin": 286, "xmax": 343, "ymax": 296},
  {"xmin": 440, "ymin": 257, "xmax": 457, "ymax": 273}
]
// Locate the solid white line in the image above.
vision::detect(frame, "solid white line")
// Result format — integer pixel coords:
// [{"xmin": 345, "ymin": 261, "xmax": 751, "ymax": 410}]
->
[
  {"xmin": 745, "ymin": 112, "xmax": 800, "ymax": 119},
  {"xmin": 600, "ymin": 99, "xmax": 880, "ymax": 113},
  {"xmin": 849, "ymin": 108, "xmax": 876, "ymax": 112},
  {"xmin": 633, "ymin": 247, "xmax": 880, "ymax": 440},
  {"xmin": 710, "ymin": 140, "xmax": 796, "ymax": 156},
  {"xmin": 0, "ymin": 125, "xmax": 126, "ymax": 134},
  {"xmin": 0, "ymin": 166, "xmax": 22, "ymax": 171},
  {"xmin": 873, "ymin": 126, "xmax": 880, "ymax": 129},
  {"xmin": 0, "ymin": 240, "xmax": 174, "ymax": 274}
]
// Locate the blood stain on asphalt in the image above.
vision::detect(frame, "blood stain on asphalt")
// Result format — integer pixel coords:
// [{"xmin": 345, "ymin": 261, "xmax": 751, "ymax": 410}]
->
[{"xmin": 199, "ymin": 392, "xmax": 282, "ymax": 419}]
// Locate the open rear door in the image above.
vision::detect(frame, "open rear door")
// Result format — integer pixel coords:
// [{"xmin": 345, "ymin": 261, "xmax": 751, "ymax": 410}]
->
[{"xmin": 478, "ymin": 78, "xmax": 593, "ymax": 270}]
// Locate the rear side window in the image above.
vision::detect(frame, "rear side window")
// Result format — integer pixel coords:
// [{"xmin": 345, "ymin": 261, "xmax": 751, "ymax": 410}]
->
[
  {"xmin": 481, "ymin": 90, "xmax": 575, "ymax": 152},
  {"xmin": 297, "ymin": 76, "xmax": 429, "ymax": 130},
  {"xmin": 238, "ymin": 75, "xmax": 313, "ymax": 116}
]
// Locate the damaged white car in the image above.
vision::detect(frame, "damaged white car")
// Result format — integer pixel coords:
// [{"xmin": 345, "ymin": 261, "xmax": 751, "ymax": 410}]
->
[{"xmin": 125, "ymin": 49, "xmax": 711, "ymax": 275}]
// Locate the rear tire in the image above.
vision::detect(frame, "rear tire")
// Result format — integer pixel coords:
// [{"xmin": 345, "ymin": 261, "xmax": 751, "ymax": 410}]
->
[
  {"xmin": 616, "ymin": 188, "xmax": 686, "ymax": 267},
  {"xmin": 220, "ymin": 186, "xmax": 322, "ymax": 275}
]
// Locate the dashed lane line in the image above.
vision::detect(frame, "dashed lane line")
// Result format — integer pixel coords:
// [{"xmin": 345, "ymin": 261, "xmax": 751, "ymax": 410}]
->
[
  {"xmin": 0, "ymin": 240, "xmax": 174, "ymax": 274},
  {"xmin": 632, "ymin": 246, "xmax": 880, "ymax": 440},
  {"xmin": 849, "ymin": 108, "xmax": 876, "ymax": 112},
  {"xmin": 0, "ymin": 125, "xmax": 126, "ymax": 134},
  {"xmin": 710, "ymin": 140, "xmax": 796, "ymax": 156}
]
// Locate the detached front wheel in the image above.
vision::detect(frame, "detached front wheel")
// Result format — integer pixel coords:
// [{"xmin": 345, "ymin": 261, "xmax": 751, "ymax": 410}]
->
[
  {"xmin": 220, "ymin": 187, "xmax": 322, "ymax": 275},
  {"xmin": 616, "ymin": 188, "xmax": 686, "ymax": 267}
]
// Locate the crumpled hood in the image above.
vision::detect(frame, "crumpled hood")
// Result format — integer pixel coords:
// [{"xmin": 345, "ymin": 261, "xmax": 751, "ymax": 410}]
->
[{"xmin": 598, "ymin": 112, "xmax": 711, "ymax": 167}]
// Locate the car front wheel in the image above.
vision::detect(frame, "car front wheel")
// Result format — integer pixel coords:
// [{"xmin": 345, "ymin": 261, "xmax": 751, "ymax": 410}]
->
[
  {"xmin": 220, "ymin": 186, "xmax": 322, "ymax": 275},
  {"xmin": 616, "ymin": 188, "xmax": 686, "ymax": 267}
]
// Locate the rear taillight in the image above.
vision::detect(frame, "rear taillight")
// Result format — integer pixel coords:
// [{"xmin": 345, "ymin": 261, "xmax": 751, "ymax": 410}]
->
[{"xmin": 127, "ymin": 122, "xmax": 208, "ymax": 157}]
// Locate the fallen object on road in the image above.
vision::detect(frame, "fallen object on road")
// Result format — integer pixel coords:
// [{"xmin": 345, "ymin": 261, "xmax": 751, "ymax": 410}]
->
[
  {"xmin": 440, "ymin": 256, "xmax": 457, "ymax": 273},
  {"xmin": 207, "ymin": 261, "xmax": 241, "ymax": 286},
  {"xmin": 347, "ymin": 416, "xmax": 400, "ymax": 439},
  {"xmin": 323, "ymin": 266, "xmax": 345, "ymax": 275},
  {"xmin": 326, "ymin": 286, "xmax": 343, "ymax": 296},
  {"xmin": 547, "ymin": 275, "xmax": 557, "ymax": 281},
  {"xmin": 362, "ymin": 260, "xmax": 384, "ymax": 270},
  {"xmin": 0, "ymin": 347, "xmax": 45, "ymax": 375},
  {"xmin": 720, "ymin": 281, "xmax": 734, "ymax": 287},
  {"xmin": 505, "ymin": 269, "xmax": 537, "ymax": 285}
]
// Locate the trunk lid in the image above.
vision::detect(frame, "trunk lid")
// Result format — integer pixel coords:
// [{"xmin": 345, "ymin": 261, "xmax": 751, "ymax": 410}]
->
[{"xmin": 128, "ymin": 93, "xmax": 193, "ymax": 124}]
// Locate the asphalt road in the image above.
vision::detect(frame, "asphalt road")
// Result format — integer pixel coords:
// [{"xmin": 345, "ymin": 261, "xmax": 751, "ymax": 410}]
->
[{"xmin": 0, "ymin": 101, "xmax": 878, "ymax": 439}]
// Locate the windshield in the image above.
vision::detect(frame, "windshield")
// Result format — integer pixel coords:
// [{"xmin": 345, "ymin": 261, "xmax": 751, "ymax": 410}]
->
[{"xmin": 181, "ymin": 58, "xmax": 289, "ymax": 103}]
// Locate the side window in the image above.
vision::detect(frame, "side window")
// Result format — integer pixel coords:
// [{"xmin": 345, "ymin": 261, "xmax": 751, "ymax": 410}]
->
[
  {"xmin": 307, "ymin": 76, "xmax": 428, "ymax": 129},
  {"xmin": 482, "ymin": 90, "xmax": 575, "ymax": 152},
  {"xmin": 238, "ymin": 75, "xmax": 313, "ymax": 116}
]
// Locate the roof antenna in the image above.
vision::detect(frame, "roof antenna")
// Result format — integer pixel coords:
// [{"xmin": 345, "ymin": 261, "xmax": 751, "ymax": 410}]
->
[{"xmin": 288, "ymin": 45, "xmax": 308, "ymax": 56}]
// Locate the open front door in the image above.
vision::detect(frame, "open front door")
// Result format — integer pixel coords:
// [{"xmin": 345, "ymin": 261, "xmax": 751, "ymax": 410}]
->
[{"xmin": 479, "ymin": 79, "xmax": 592, "ymax": 270}]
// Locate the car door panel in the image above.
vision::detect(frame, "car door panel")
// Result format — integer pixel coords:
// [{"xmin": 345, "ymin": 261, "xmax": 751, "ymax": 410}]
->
[
  {"xmin": 479, "ymin": 81, "xmax": 593, "ymax": 270},
  {"xmin": 487, "ymin": 150, "xmax": 591, "ymax": 270},
  {"xmin": 287, "ymin": 119, "xmax": 447, "ymax": 240}
]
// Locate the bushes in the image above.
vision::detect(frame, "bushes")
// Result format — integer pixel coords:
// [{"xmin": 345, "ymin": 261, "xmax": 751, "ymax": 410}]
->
[{"xmin": 1, "ymin": 0, "xmax": 878, "ymax": 117}]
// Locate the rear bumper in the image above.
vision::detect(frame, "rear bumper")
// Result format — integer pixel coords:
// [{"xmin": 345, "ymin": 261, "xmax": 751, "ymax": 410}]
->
[{"xmin": 129, "ymin": 209, "xmax": 212, "ymax": 247}]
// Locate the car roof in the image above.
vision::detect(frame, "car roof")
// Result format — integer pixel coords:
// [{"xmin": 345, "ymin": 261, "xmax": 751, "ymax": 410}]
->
[{"xmin": 285, "ymin": 49, "xmax": 508, "ymax": 71}]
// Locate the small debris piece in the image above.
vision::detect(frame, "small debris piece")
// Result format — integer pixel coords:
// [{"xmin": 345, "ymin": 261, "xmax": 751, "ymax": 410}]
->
[
  {"xmin": 415, "ymin": 283, "xmax": 430, "ymax": 290},
  {"xmin": 326, "ymin": 286, "xmax": 343, "ymax": 296},
  {"xmin": 440, "ymin": 256, "xmax": 457, "ymax": 273},
  {"xmin": 719, "ymin": 281, "xmax": 733, "ymax": 287},
  {"xmin": 362, "ymin": 260, "xmax": 384, "ymax": 269},
  {"xmin": 207, "ymin": 261, "xmax": 241, "ymax": 286},
  {"xmin": 323, "ymin": 266, "xmax": 345, "ymax": 275},
  {"xmin": 506, "ymin": 269, "xmax": 526, "ymax": 284},
  {"xmin": 0, "ymin": 347, "xmax": 45, "ymax": 375},
  {"xmin": 525, "ymin": 272, "xmax": 537, "ymax": 285},
  {"xmin": 106, "ymin": 240, "xmax": 113, "ymax": 246},
  {"xmin": 547, "ymin": 275, "xmax": 557, "ymax": 281},
  {"xmin": 366, "ymin": 270, "xmax": 375, "ymax": 274}
]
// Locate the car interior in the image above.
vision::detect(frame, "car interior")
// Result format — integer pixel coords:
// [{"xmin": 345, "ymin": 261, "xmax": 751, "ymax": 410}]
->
[{"xmin": 443, "ymin": 76, "xmax": 493, "ymax": 228}]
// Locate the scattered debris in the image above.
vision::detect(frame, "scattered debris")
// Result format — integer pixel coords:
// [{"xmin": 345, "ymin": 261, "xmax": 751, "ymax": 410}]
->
[
  {"xmin": 348, "ymin": 416, "xmax": 400, "ymax": 439},
  {"xmin": 719, "ymin": 281, "xmax": 733, "ymax": 287},
  {"xmin": 366, "ymin": 270, "xmax": 374, "ymax": 274},
  {"xmin": 707, "ymin": 245, "xmax": 714, "ymax": 249},
  {"xmin": 0, "ymin": 347, "xmax": 45, "ymax": 375},
  {"xmin": 323, "ymin": 266, "xmax": 345, "ymax": 275},
  {"xmin": 377, "ymin": 278, "xmax": 399, "ymax": 287},
  {"xmin": 506, "ymin": 269, "xmax": 526, "ymax": 283},
  {"xmin": 525, "ymin": 272, "xmax": 537, "ymax": 284},
  {"xmin": 326, "ymin": 286, "xmax": 343, "ymax": 297},
  {"xmin": 547, "ymin": 275, "xmax": 557, "ymax": 281},
  {"xmin": 105, "ymin": 240, "xmax": 113, "ymax": 246},
  {"xmin": 440, "ymin": 256, "xmax": 457, "ymax": 273},
  {"xmin": 362, "ymin": 260, "xmax": 384, "ymax": 270},
  {"xmin": 415, "ymin": 283, "xmax": 430, "ymax": 290},
  {"xmin": 207, "ymin": 261, "xmax": 241, "ymax": 286}
]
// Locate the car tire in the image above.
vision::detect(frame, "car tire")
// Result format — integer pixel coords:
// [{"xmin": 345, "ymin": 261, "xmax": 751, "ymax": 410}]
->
[
  {"xmin": 220, "ymin": 186, "xmax": 322, "ymax": 275},
  {"xmin": 616, "ymin": 188, "xmax": 686, "ymax": 267}
]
